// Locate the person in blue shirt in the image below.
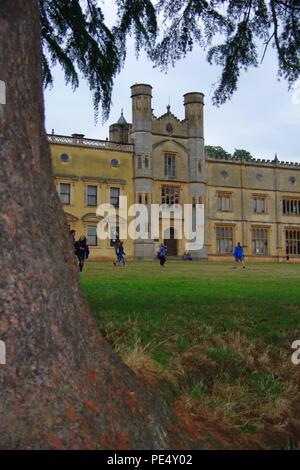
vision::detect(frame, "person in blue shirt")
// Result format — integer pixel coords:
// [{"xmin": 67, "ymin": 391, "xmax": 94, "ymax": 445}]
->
[
  {"xmin": 183, "ymin": 251, "xmax": 193, "ymax": 261},
  {"xmin": 233, "ymin": 242, "xmax": 246, "ymax": 268},
  {"xmin": 159, "ymin": 243, "xmax": 167, "ymax": 267}
]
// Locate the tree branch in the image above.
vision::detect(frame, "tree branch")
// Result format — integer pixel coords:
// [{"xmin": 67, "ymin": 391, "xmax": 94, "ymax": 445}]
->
[
  {"xmin": 275, "ymin": 0, "xmax": 300, "ymax": 11},
  {"xmin": 270, "ymin": 0, "xmax": 297, "ymax": 70},
  {"xmin": 261, "ymin": 32, "xmax": 274, "ymax": 64}
]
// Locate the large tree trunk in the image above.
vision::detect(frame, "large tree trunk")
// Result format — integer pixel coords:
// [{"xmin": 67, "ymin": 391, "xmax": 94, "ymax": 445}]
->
[{"xmin": 0, "ymin": 0, "xmax": 188, "ymax": 449}]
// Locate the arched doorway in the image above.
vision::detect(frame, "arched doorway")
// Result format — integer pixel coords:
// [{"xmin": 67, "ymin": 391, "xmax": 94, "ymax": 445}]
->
[{"xmin": 164, "ymin": 227, "xmax": 178, "ymax": 256}]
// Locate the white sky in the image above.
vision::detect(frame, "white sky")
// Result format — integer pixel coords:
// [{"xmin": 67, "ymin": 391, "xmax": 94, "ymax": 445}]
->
[{"xmin": 44, "ymin": 1, "xmax": 300, "ymax": 162}]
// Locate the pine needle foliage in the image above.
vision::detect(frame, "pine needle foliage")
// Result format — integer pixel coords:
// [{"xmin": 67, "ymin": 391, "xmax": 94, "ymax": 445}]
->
[{"xmin": 39, "ymin": 0, "xmax": 300, "ymax": 118}]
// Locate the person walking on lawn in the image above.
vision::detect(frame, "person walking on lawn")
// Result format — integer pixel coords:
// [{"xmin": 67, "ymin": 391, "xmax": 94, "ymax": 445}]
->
[
  {"xmin": 113, "ymin": 237, "xmax": 121, "ymax": 267},
  {"xmin": 117, "ymin": 241, "xmax": 126, "ymax": 267},
  {"xmin": 75, "ymin": 235, "xmax": 90, "ymax": 272},
  {"xmin": 233, "ymin": 242, "xmax": 246, "ymax": 268},
  {"xmin": 159, "ymin": 243, "xmax": 167, "ymax": 267}
]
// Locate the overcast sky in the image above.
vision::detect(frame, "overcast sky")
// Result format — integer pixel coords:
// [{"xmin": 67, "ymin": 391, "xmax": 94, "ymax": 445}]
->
[{"xmin": 44, "ymin": 2, "xmax": 300, "ymax": 163}]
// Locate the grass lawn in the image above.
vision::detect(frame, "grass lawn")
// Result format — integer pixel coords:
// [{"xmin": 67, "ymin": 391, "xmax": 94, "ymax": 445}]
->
[{"xmin": 81, "ymin": 261, "xmax": 300, "ymax": 449}]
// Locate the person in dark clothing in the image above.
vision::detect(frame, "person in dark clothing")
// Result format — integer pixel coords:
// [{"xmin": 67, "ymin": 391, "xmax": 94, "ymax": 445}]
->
[
  {"xmin": 159, "ymin": 243, "xmax": 167, "ymax": 267},
  {"xmin": 70, "ymin": 229, "xmax": 80, "ymax": 263},
  {"xmin": 117, "ymin": 241, "xmax": 126, "ymax": 267},
  {"xmin": 70, "ymin": 229, "xmax": 76, "ymax": 243},
  {"xmin": 183, "ymin": 250, "xmax": 193, "ymax": 261},
  {"xmin": 113, "ymin": 237, "xmax": 121, "ymax": 266},
  {"xmin": 74, "ymin": 235, "xmax": 90, "ymax": 272}
]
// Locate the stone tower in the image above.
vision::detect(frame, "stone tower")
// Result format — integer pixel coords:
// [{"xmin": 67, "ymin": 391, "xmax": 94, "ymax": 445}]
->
[
  {"xmin": 130, "ymin": 84, "xmax": 208, "ymax": 260},
  {"xmin": 109, "ymin": 110, "xmax": 132, "ymax": 144},
  {"xmin": 131, "ymin": 84, "xmax": 155, "ymax": 258},
  {"xmin": 184, "ymin": 92, "xmax": 208, "ymax": 259}
]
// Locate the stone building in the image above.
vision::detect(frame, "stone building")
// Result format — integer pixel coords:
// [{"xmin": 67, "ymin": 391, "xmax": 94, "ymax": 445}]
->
[
  {"xmin": 50, "ymin": 131, "xmax": 135, "ymax": 261},
  {"xmin": 50, "ymin": 83, "xmax": 300, "ymax": 262}
]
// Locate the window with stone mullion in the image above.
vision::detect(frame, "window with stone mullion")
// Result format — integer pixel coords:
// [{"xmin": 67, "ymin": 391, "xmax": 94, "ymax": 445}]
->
[{"xmin": 164, "ymin": 154, "xmax": 176, "ymax": 177}]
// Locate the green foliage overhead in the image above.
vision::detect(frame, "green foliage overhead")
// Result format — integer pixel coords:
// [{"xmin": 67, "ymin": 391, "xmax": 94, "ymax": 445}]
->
[
  {"xmin": 39, "ymin": 0, "xmax": 157, "ymax": 120},
  {"xmin": 154, "ymin": 0, "xmax": 300, "ymax": 105},
  {"xmin": 40, "ymin": 0, "xmax": 300, "ymax": 119}
]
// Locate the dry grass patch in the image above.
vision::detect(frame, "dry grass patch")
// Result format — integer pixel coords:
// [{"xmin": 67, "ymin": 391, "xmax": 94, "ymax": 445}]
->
[
  {"xmin": 115, "ymin": 338, "xmax": 176, "ymax": 393},
  {"xmin": 83, "ymin": 261, "xmax": 300, "ymax": 448}
]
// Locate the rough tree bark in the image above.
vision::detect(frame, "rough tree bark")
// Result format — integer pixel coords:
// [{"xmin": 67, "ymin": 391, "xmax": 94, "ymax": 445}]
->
[{"xmin": 0, "ymin": 0, "xmax": 189, "ymax": 449}]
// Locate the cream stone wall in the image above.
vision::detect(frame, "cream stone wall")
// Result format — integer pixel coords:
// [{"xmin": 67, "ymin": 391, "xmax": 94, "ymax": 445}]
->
[
  {"xmin": 51, "ymin": 139, "xmax": 134, "ymax": 260},
  {"xmin": 207, "ymin": 158, "xmax": 300, "ymax": 261}
]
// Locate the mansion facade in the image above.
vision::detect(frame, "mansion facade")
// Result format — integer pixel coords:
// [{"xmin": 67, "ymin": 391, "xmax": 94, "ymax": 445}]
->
[{"xmin": 50, "ymin": 83, "xmax": 300, "ymax": 261}]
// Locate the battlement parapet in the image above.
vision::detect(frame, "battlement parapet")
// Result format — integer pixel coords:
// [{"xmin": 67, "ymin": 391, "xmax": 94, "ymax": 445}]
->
[
  {"xmin": 48, "ymin": 134, "xmax": 133, "ymax": 153},
  {"xmin": 206, "ymin": 152, "xmax": 300, "ymax": 168}
]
